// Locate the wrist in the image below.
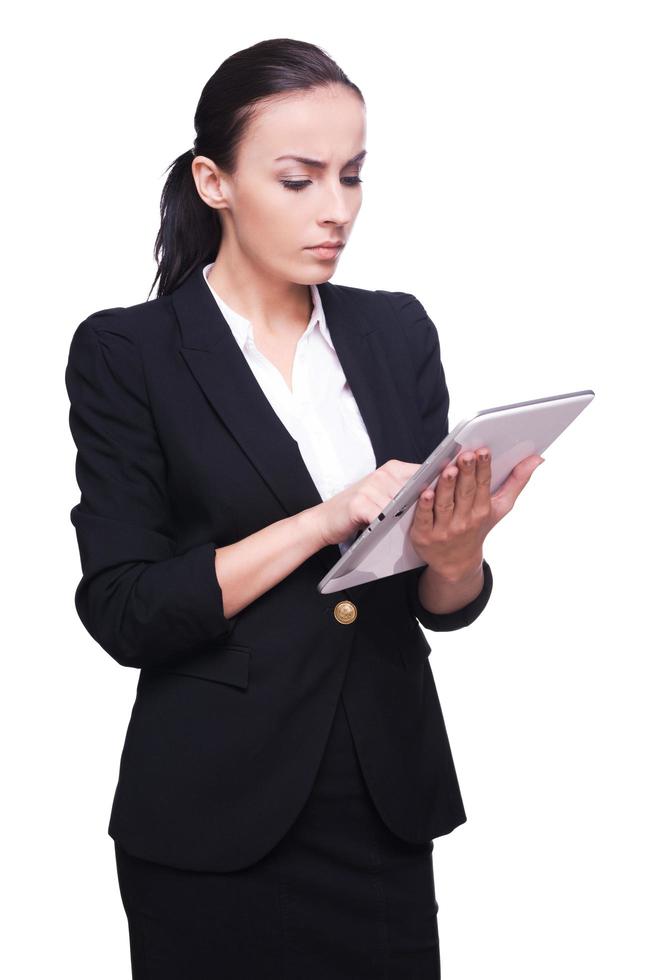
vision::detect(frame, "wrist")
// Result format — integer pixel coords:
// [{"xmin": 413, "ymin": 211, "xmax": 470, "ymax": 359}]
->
[
  {"xmin": 426, "ymin": 553, "xmax": 484, "ymax": 586},
  {"xmin": 295, "ymin": 504, "xmax": 330, "ymax": 554},
  {"xmin": 418, "ymin": 558, "xmax": 485, "ymax": 616}
]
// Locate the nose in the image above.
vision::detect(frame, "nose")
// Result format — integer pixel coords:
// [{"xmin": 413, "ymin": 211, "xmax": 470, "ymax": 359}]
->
[{"xmin": 319, "ymin": 178, "xmax": 356, "ymax": 227}]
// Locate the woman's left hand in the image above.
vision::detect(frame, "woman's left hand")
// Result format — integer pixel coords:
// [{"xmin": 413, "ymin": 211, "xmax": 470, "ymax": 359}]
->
[{"xmin": 408, "ymin": 447, "xmax": 545, "ymax": 580}]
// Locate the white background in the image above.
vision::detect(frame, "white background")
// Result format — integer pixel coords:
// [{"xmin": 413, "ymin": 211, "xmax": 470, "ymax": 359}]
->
[{"xmin": 3, "ymin": 1, "xmax": 652, "ymax": 976}]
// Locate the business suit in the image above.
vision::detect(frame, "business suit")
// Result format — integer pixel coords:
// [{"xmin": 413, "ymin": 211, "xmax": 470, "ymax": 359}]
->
[
  {"xmin": 66, "ymin": 264, "xmax": 492, "ymax": 971},
  {"xmin": 67, "ymin": 264, "xmax": 493, "ymax": 974},
  {"xmin": 66, "ymin": 262, "xmax": 493, "ymax": 872}
]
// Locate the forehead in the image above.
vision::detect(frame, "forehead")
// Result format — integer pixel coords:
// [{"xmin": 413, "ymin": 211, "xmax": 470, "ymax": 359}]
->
[{"xmin": 242, "ymin": 87, "xmax": 366, "ymax": 165}]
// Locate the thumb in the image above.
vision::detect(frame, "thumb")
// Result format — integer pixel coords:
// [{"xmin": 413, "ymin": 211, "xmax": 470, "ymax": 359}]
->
[
  {"xmin": 496, "ymin": 455, "xmax": 545, "ymax": 508},
  {"xmin": 517, "ymin": 454, "xmax": 546, "ymax": 482}
]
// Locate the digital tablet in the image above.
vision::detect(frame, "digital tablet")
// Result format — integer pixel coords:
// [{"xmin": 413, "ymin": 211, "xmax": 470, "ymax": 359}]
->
[{"xmin": 317, "ymin": 388, "xmax": 595, "ymax": 594}]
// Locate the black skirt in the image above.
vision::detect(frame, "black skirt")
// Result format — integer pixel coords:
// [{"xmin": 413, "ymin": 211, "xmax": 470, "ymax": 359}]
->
[{"xmin": 114, "ymin": 692, "xmax": 441, "ymax": 979}]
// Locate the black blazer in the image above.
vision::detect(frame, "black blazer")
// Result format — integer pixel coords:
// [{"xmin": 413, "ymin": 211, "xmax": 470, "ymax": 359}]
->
[{"xmin": 65, "ymin": 264, "xmax": 493, "ymax": 873}]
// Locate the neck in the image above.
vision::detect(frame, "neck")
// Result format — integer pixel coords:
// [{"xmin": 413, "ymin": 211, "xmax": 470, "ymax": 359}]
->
[{"xmin": 207, "ymin": 246, "xmax": 313, "ymax": 335}]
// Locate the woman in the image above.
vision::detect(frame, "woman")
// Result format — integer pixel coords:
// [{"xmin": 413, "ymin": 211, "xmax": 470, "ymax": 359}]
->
[{"xmin": 65, "ymin": 37, "xmax": 543, "ymax": 979}]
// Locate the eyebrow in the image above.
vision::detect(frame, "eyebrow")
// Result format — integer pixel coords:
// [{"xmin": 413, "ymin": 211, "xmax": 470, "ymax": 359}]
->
[{"xmin": 273, "ymin": 150, "xmax": 367, "ymax": 169}]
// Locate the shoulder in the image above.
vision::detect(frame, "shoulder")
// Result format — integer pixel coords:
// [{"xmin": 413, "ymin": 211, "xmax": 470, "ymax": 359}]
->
[
  {"xmin": 74, "ymin": 292, "xmax": 175, "ymax": 341},
  {"xmin": 331, "ymin": 281, "xmax": 439, "ymax": 354},
  {"xmin": 329, "ymin": 281, "xmax": 429, "ymax": 327},
  {"xmin": 327, "ymin": 281, "xmax": 428, "ymax": 331},
  {"xmin": 66, "ymin": 294, "xmax": 179, "ymax": 407},
  {"xmin": 329, "ymin": 280, "xmax": 413, "ymax": 309},
  {"xmin": 67, "ymin": 292, "xmax": 179, "ymax": 366}
]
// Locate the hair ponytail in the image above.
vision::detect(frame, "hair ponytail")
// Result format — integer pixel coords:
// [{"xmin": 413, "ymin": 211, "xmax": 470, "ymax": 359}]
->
[
  {"xmin": 148, "ymin": 148, "xmax": 220, "ymax": 299},
  {"xmin": 147, "ymin": 38, "xmax": 364, "ymax": 300}
]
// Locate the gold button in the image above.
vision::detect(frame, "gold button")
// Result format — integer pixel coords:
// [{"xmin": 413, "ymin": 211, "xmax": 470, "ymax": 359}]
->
[{"xmin": 334, "ymin": 600, "xmax": 357, "ymax": 625}]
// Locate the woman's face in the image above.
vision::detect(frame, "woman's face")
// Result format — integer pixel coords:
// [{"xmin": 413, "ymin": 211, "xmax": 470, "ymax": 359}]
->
[{"xmin": 194, "ymin": 84, "xmax": 366, "ymax": 284}]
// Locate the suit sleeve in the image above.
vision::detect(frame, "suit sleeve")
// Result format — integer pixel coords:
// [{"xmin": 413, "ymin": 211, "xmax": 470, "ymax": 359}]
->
[
  {"xmin": 65, "ymin": 312, "xmax": 236, "ymax": 669},
  {"xmin": 385, "ymin": 291, "xmax": 493, "ymax": 632}
]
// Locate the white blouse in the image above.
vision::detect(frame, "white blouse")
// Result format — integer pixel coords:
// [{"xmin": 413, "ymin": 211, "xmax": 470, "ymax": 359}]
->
[{"xmin": 202, "ymin": 263, "xmax": 378, "ymax": 555}]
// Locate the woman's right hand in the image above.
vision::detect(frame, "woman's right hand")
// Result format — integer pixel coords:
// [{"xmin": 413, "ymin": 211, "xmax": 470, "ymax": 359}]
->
[{"xmin": 312, "ymin": 459, "xmax": 424, "ymax": 548}]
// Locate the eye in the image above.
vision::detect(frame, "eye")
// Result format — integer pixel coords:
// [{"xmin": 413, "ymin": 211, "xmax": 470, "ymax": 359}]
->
[{"xmin": 281, "ymin": 176, "xmax": 363, "ymax": 192}]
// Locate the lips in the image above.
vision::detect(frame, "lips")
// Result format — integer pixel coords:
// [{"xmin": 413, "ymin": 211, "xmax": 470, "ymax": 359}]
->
[{"xmin": 306, "ymin": 243, "xmax": 343, "ymax": 259}]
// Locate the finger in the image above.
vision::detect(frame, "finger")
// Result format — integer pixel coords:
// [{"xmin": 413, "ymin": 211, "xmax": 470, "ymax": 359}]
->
[
  {"xmin": 413, "ymin": 487, "xmax": 435, "ymax": 535},
  {"xmin": 433, "ymin": 463, "xmax": 457, "ymax": 528},
  {"xmin": 473, "ymin": 447, "xmax": 492, "ymax": 512},
  {"xmin": 383, "ymin": 459, "xmax": 423, "ymax": 481},
  {"xmin": 452, "ymin": 451, "xmax": 478, "ymax": 518}
]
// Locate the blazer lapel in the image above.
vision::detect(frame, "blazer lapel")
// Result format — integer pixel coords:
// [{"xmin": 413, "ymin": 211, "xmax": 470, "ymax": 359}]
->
[{"xmin": 171, "ymin": 265, "xmax": 422, "ymax": 539}]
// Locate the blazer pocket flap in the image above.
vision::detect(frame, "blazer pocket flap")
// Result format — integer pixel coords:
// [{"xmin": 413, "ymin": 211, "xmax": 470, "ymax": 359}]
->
[{"xmin": 162, "ymin": 644, "xmax": 251, "ymax": 689}]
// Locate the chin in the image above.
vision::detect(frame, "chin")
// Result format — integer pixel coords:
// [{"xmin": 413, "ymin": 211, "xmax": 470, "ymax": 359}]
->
[{"xmin": 291, "ymin": 266, "xmax": 333, "ymax": 286}]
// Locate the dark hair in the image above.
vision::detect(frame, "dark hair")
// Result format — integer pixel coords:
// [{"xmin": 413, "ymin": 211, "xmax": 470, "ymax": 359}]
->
[{"xmin": 148, "ymin": 38, "xmax": 364, "ymax": 299}]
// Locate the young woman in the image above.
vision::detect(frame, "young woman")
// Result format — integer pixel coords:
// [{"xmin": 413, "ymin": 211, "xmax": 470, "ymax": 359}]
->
[{"xmin": 66, "ymin": 37, "xmax": 544, "ymax": 979}]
